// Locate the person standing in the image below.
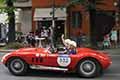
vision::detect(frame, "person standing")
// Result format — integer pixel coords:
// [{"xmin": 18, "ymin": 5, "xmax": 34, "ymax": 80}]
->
[
  {"xmin": 103, "ymin": 34, "xmax": 111, "ymax": 48},
  {"xmin": 110, "ymin": 27, "xmax": 118, "ymax": 48},
  {"xmin": 26, "ymin": 32, "xmax": 36, "ymax": 47},
  {"xmin": 40, "ymin": 26, "xmax": 49, "ymax": 47}
]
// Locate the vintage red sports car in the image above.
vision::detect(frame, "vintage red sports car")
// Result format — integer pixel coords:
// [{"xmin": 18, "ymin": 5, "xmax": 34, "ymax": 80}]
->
[{"xmin": 1, "ymin": 47, "xmax": 112, "ymax": 78}]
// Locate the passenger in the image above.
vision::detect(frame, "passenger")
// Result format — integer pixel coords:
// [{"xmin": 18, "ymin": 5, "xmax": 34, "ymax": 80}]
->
[
  {"xmin": 61, "ymin": 34, "xmax": 77, "ymax": 54},
  {"xmin": 68, "ymin": 41, "xmax": 77, "ymax": 54}
]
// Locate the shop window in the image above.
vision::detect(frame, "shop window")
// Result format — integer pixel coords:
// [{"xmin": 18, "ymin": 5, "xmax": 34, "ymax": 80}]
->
[
  {"xmin": 37, "ymin": 21, "xmax": 52, "ymax": 29},
  {"xmin": 71, "ymin": 11, "xmax": 82, "ymax": 28},
  {"xmin": 90, "ymin": 11, "xmax": 115, "ymax": 44}
]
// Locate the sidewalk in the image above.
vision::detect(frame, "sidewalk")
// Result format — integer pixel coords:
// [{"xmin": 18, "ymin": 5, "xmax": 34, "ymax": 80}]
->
[
  {"xmin": 100, "ymin": 48, "xmax": 120, "ymax": 55},
  {"xmin": 0, "ymin": 49, "xmax": 16, "ymax": 53}
]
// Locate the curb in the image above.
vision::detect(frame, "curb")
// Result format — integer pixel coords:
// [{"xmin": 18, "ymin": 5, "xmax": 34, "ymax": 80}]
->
[
  {"xmin": 0, "ymin": 49, "xmax": 16, "ymax": 53},
  {"xmin": 99, "ymin": 49, "xmax": 120, "ymax": 55}
]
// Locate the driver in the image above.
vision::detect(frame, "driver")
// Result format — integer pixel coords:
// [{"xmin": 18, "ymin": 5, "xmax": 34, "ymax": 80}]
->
[
  {"xmin": 68, "ymin": 41, "xmax": 77, "ymax": 54},
  {"xmin": 61, "ymin": 34, "xmax": 77, "ymax": 54}
]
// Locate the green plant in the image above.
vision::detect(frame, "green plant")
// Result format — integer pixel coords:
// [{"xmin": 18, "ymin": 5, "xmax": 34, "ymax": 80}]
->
[
  {"xmin": 3, "ymin": 42, "xmax": 24, "ymax": 49},
  {"xmin": 16, "ymin": 32, "xmax": 23, "ymax": 35}
]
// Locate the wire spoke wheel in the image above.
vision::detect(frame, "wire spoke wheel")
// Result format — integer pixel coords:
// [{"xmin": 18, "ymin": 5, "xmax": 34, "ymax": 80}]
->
[
  {"xmin": 77, "ymin": 59, "xmax": 101, "ymax": 78},
  {"xmin": 80, "ymin": 60, "xmax": 96, "ymax": 75},
  {"xmin": 8, "ymin": 58, "xmax": 28, "ymax": 76}
]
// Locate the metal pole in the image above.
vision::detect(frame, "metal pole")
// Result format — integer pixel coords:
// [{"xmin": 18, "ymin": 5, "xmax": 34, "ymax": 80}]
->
[
  {"xmin": 52, "ymin": 0, "xmax": 55, "ymax": 28},
  {"xmin": 51, "ymin": 0, "xmax": 55, "ymax": 48},
  {"xmin": 114, "ymin": 1, "xmax": 120, "ymax": 46}
]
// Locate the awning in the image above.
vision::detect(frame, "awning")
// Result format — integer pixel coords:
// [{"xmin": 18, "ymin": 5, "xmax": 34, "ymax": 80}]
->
[{"xmin": 34, "ymin": 8, "xmax": 67, "ymax": 21}]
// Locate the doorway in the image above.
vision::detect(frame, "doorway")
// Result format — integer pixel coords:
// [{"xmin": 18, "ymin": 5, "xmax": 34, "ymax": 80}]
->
[
  {"xmin": 90, "ymin": 11, "xmax": 115, "ymax": 46},
  {"xmin": 54, "ymin": 20, "xmax": 65, "ymax": 44},
  {"xmin": 37, "ymin": 20, "xmax": 65, "ymax": 45}
]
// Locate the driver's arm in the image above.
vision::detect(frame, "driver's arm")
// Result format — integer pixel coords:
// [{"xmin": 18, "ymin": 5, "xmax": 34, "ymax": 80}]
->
[{"xmin": 61, "ymin": 34, "xmax": 67, "ymax": 47}]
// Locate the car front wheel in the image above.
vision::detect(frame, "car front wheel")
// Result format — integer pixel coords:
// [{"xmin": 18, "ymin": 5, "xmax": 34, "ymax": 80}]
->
[
  {"xmin": 77, "ymin": 58, "xmax": 102, "ymax": 78},
  {"xmin": 7, "ymin": 58, "xmax": 28, "ymax": 76}
]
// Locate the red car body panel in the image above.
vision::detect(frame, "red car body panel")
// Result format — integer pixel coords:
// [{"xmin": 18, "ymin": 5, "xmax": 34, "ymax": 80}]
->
[{"xmin": 1, "ymin": 47, "xmax": 112, "ymax": 71}]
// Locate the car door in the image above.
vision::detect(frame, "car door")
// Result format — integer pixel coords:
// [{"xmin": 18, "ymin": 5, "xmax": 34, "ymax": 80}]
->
[
  {"xmin": 46, "ymin": 53, "xmax": 73, "ymax": 68},
  {"xmin": 29, "ymin": 53, "xmax": 46, "ymax": 65},
  {"xmin": 45, "ymin": 53, "xmax": 58, "ymax": 67}
]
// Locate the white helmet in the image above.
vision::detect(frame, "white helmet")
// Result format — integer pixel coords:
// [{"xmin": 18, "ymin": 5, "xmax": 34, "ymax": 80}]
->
[
  {"xmin": 69, "ymin": 40, "xmax": 77, "ymax": 47},
  {"xmin": 64, "ymin": 39, "xmax": 71, "ymax": 44}
]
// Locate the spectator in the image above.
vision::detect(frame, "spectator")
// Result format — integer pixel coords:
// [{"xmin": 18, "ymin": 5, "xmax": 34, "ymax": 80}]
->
[
  {"xmin": 110, "ymin": 27, "xmax": 118, "ymax": 48},
  {"xmin": 41, "ymin": 26, "xmax": 49, "ymax": 38},
  {"xmin": 40, "ymin": 26, "xmax": 50, "ymax": 47},
  {"xmin": 16, "ymin": 34, "xmax": 22, "ymax": 43},
  {"xmin": 103, "ymin": 34, "xmax": 111, "ymax": 48},
  {"xmin": 26, "ymin": 32, "xmax": 36, "ymax": 47},
  {"xmin": 77, "ymin": 30, "xmax": 87, "ymax": 47}
]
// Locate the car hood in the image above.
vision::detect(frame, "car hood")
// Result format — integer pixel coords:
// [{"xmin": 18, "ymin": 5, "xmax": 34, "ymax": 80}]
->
[
  {"xmin": 15, "ymin": 48, "xmax": 37, "ymax": 52},
  {"xmin": 14, "ymin": 48, "xmax": 48, "ymax": 54},
  {"xmin": 77, "ymin": 48, "xmax": 97, "ymax": 53},
  {"xmin": 77, "ymin": 48, "xmax": 110, "ymax": 57}
]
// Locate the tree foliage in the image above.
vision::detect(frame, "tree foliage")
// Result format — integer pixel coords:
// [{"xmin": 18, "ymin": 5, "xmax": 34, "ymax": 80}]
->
[
  {"xmin": 0, "ymin": 0, "xmax": 16, "ymax": 14},
  {"xmin": 0, "ymin": 0, "xmax": 16, "ymax": 42}
]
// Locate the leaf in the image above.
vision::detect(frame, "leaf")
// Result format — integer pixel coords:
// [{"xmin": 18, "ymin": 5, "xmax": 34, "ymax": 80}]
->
[
  {"xmin": 0, "ymin": 0, "xmax": 5, "ymax": 3},
  {"xmin": 0, "ymin": 0, "xmax": 5, "ymax": 7}
]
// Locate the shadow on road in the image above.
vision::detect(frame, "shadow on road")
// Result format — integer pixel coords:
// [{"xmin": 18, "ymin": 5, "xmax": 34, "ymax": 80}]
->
[
  {"xmin": 26, "ymin": 70, "xmax": 79, "ymax": 78},
  {"xmin": 15, "ymin": 69, "xmax": 107, "ymax": 79}
]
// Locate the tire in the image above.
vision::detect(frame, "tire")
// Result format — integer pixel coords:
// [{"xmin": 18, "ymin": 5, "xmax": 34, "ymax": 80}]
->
[
  {"xmin": 77, "ymin": 58, "xmax": 102, "ymax": 78},
  {"xmin": 7, "ymin": 58, "xmax": 28, "ymax": 76}
]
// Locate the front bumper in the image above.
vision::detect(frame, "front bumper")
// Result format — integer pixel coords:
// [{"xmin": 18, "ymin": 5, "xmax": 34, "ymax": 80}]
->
[
  {"xmin": 1, "ymin": 53, "xmax": 11, "ymax": 65},
  {"xmin": 100, "ymin": 53, "xmax": 112, "ymax": 69}
]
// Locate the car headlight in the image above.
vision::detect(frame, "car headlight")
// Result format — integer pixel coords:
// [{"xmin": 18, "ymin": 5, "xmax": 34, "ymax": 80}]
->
[{"xmin": 1, "ymin": 53, "xmax": 11, "ymax": 63}]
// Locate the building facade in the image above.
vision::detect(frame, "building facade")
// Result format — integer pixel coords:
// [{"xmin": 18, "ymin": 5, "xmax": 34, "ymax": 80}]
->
[
  {"xmin": 14, "ymin": 0, "xmax": 32, "ymax": 34},
  {"xmin": 32, "ymin": 0, "xmax": 119, "ymax": 45}
]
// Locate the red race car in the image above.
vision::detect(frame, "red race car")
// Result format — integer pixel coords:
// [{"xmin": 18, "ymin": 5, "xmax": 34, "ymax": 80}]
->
[{"xmin": 1, "ymin": 47, "xmax": 112, "ymax": 78}]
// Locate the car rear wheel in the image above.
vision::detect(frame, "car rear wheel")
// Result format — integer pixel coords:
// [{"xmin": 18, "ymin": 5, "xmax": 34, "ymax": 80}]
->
[
  {"xmin": 77, "ymin": 58, "xmax": 102, "ymax": 78},
  {"xmin": 7, "ymin": 58, "xmax": 28, "ymax": 76}
]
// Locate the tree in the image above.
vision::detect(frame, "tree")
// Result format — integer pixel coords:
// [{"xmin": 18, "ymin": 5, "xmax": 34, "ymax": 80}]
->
[{"xmin": 0, "ymin": 0, "xmax": 16, "ymax": 43}]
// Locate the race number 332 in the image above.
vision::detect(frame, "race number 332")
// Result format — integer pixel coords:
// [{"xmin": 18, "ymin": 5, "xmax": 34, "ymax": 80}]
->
[{"xmin": 57, "ymin": 55, "xmax": 71, "ymax": 67}]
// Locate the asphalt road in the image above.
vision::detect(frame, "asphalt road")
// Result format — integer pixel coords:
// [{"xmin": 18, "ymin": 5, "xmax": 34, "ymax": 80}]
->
[{"xmin": 0, "ymin": 53, "xmax": 120, "ymax": 80}]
